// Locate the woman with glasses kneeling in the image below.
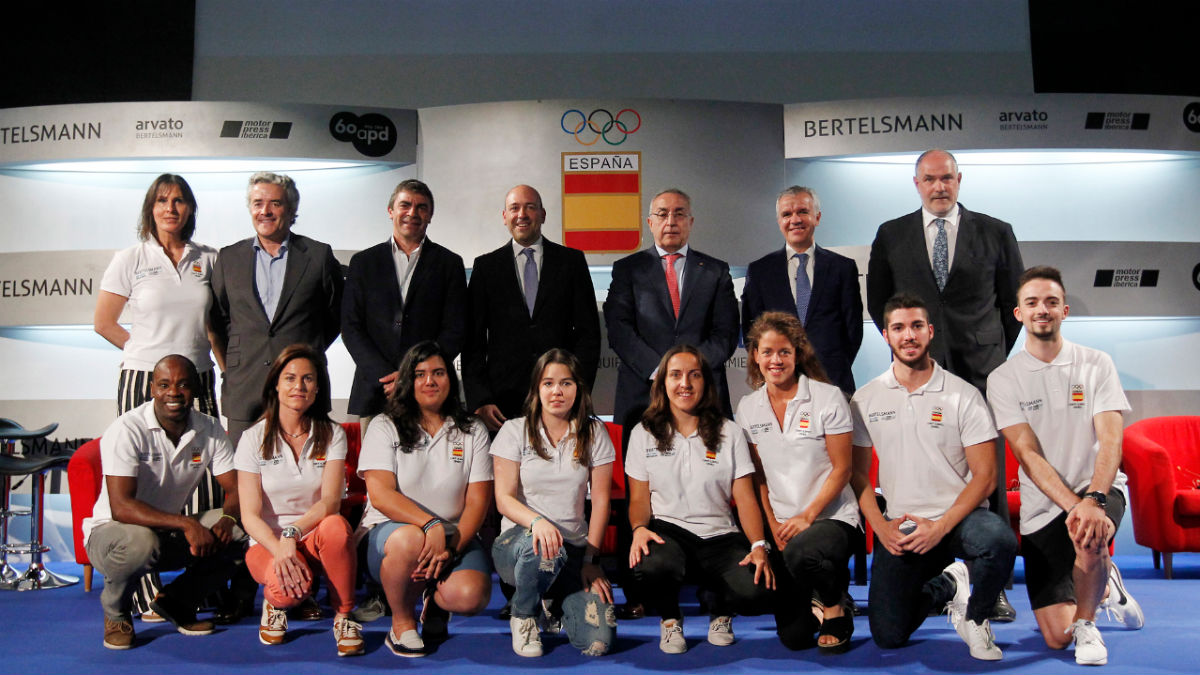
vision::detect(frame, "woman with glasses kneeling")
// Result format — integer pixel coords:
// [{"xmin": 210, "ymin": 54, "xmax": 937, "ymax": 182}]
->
[
  {"xmin": 737, "ymin": 312, "xmax": 859, "ymax": 653},
  {"xmin": 357, "ymin": 340, "xmax": 493, "ymax": 657},
  {"xmin": 235, "ymin": 344, "xmax": 363, "ymax": 656},
  {"xmin": 491, "ymin": 349, "xmax": 617, "ymax": 658},
  {"xmin": 627, "ymin": 344, "xmax": 775, "ymax": 654}
]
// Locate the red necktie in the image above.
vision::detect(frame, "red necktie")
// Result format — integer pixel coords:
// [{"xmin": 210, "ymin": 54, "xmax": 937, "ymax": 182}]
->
[{"xmin": 664, "ymin": 253, "xmax": 682, "ymax": 318}]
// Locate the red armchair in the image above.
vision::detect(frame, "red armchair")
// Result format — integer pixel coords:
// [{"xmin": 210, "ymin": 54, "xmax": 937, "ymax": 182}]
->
[
  {"xmin": 67, "ymin": 423, "xmax": 367, "ymax": 592},
  {"xmin": 1122, "ymin": 415, "xmax": 1200, "ymax": 578}
]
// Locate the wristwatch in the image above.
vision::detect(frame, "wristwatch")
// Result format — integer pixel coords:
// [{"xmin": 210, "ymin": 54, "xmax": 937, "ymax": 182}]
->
[
  {"xmin": 1082, "ymin": 491, "xmax": 1108, "ymax": 508},
  {"xmin": 281, "ymin": 525, "xmax": 301, "ymax": 539},
  {"xmin": 750, "ymin": 539, "xmax": 772, "ymax": 553}
]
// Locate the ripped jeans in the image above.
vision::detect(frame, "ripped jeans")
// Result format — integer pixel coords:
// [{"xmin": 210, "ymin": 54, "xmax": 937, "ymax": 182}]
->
[{"xmin": 493, "ymin": 525, "xmax": 616, "ymax": 655}]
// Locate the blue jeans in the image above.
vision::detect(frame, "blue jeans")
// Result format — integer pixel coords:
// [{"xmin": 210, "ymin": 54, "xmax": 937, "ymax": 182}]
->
[
  {"xmin": 492, "ymin": 526, "xmax": 615, "ymax": 655},
  {"xmin": 868, "ymin": 508, "xmax": 1017, "ymax": 649}
]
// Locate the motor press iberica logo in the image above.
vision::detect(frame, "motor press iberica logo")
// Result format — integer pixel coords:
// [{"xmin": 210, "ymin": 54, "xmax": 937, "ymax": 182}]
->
[{"xmin": 561, "ymin": 151, "xmax": 642, "ymax": 253}]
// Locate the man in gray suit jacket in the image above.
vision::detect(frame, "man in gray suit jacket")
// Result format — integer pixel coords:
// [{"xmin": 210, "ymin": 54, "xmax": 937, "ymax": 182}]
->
[{"xmin": 210, "ymin": 172, "xmax": 344, "ymax": 445}]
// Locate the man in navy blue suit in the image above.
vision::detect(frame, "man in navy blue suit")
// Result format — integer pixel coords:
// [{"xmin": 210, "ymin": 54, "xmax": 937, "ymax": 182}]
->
[
  {"xmin": 341, "ymin": 179, "xmax": 467, "ymax": 422},
  {"xmin": 741, "ymin": 186, "xmax": 863, "ymax": 396},
  {"xmin": 604, "ymin": 188, "xmax": 740, "ymax": 432}
]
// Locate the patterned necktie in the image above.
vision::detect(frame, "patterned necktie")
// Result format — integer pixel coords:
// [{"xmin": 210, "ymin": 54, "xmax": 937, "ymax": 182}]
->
[
  {"xmin": 794, "ymin": 252, "xmax": 811, "ymax": 326},
  {"xmin": 664, "ymin": 253, "xmax": 682, "ymax": 318},
  {"xmin": 521, "ymin": 247, "xmax": 538, "ymax": 316},
  {"xmin": 933, "ymin": 218, "xmax": 949, "ymax": 291}
]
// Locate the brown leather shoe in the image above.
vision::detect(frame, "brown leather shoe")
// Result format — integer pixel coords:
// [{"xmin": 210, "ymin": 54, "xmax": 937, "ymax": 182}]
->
[
  {"xmin": 294, "ymin": 595, "xmax": 324, "ymax": 621},
  {"xmin": 104, "ymin": 616, "xmax": 135, "ymax": 650},
  {"xmin": 259, "ymin": 601, "xmax": 287, "ymax": 646},
  {"xmin": 149, "ymin": 593, "xmax": 214, "ymax": 636}
]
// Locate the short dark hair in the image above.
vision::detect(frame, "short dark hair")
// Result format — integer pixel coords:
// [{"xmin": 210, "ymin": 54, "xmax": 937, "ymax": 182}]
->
[
  {"xmin": 1017, "ymin": 265, "xmax": 1066, "ymax": 296},
  {"xmin": 138, "ymin": 174, "xmax": 198, "ymax": 243},
  {"xmin": 882, "ymin": 292, "xmax": 930, "ymax": 326},
  {"xmin": 153, "ymin": 354, "xmax": 200, "ymax": 390},
  {"xmin": 388, "ymin": 179, "xmax": 434, "ymax": 213}
]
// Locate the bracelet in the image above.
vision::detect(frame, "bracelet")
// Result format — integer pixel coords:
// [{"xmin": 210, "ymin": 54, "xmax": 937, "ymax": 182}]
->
[
  {"xmin": 219, "ymin": 513, "xmax": 238, "ymax": 525},
  {"xmin": 632, "ymin": 524, "xmax": 648, "ymax": 534},
  {"xmin": 750, "ymin": 539, "xmax": 771, "ymax": 552},
  {"xmin": 422, "ymin": 518, "xmax": 443, "ymax": 533},
  {"xmin": 529, "ymin": 516, "xmax": 545, "ymax": 532}
]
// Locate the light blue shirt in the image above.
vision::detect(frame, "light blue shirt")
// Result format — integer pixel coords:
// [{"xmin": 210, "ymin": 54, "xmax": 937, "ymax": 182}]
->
[{"xmin": 253, "ymin": 235, "xmax": 290, "ymax": 320}]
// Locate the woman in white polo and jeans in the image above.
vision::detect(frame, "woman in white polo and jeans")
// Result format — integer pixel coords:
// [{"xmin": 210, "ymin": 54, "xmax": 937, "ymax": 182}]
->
[{"xmin": 491, "ymin": 348, "xmax": 617, "ymax": 657}]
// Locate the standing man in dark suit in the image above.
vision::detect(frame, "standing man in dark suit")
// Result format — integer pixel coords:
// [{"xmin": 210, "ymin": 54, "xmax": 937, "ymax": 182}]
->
[
  {"xmin": 867, "ymin": 149, "xmax": 1023, "ymax": 393},
  {"xmin": 866, "ymin": 148, "xmax": 1024, "ymax": 622},
  {"xmin": 342, "ymin": 179, "xmax": 467, "ymax": 424},
  {"xmin": 463, "ymin": 184, "xmax": 599, "ymax": 432},
  {"xmin": 210, "ymin": 172, "xmax": 343, "ymax": 446},
  {"xmin": 742, "ymin": 186, "xmax": 863, "ymax": 396},
  {"xmin": 604, "ymin": 188, "xmax": 740, "ymax": 434}
]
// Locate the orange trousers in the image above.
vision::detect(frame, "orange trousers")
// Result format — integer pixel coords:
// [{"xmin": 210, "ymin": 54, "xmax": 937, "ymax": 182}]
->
[{"xmin": 245, "ymin": 514, "xmax": 356, "ymax": 615}]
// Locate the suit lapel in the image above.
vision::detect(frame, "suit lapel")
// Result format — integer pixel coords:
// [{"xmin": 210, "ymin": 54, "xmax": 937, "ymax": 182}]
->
[
  {"xmin": 903, "ymin": 211, "xmax": 940, "ymax": 289},
  {"xmin": 642, "ymin": 248, "xmax": 675, "ymax": 320},
  {"xmin": 531, "ymin": 241, "xmax": 561, "ymax": 318},
  {"xmin": 405, "ymin": 239, "xmax": 438, "ymax": 313},
  {"xmin": 272, "ymin": 235, "xmax": 309, "ymax": 325},
  {"xmin": 807, "ymin": 246, "xmax": 831, "ymax": 321},
  {"xmin": 947, "ymin": 206, "xmax": 973, "ymax": 288}
]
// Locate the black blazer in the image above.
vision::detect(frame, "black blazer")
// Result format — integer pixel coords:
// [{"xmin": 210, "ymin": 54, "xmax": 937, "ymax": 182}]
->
[
  {"xmin": 866, "ymin": 205, "xmax": 1023, "ymax": 392},
  {"xmin": 462, "ymin": 238, "xmax": 600, "ymax": 417},
  {"xmin": 210, "ymin": 233, "xmax": 344, "ymax": 422},
  {"xmin": 603, "ymin": 246, "xmax": 739, "ymax": 430},
  {"xmin": 341, "ymin": 238, "xmax": 467, "ymax": 416},
  {"xmin": 741, "ymin": 245, "xmax": 863, "ymax": 394}
]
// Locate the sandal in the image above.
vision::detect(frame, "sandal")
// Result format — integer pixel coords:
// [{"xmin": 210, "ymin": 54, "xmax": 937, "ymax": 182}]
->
[{"xmin": 817, "ymin": 615, "xmax": 854, "ymax": 654}]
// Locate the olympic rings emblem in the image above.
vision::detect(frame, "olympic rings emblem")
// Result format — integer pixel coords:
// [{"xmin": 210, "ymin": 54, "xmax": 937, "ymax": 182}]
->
[{"xmin": 561, "ymin": 108, "xmax": 642, "ymax": 146}]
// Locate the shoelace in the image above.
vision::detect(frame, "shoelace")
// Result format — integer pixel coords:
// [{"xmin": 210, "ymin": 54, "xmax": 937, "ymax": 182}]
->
[
  {"xmin": 1068, "ymin": 620, "xmax": 1102, "ymax": 645},
  {"xmin": 664, "ymin": 622, "xmax": 683, "ymax": 639},
  {"xmin": 336, "ymin": 619, "xmax": 363, "ymax": 641},
  {"xmin": 518, "ymin": 618, "xmax": 539, "ymax": 646},
  {"xmin": 108, "ymin": 619, "xmax": 134, "ymax": 636},
  {"xmin": 712, "ymin": 617, "xmax": 732, "ymax": 633},
  {"xmin": 265, "ymin": 608, "xmax": 287, "ymax": 631}
]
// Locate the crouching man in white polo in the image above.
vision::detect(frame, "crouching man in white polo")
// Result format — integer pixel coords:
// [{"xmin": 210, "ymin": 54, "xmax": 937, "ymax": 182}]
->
[
  {"xmin": 84, "ymin": 354, "xmax": 245, "ymax": 650},
  {"xmin": 850, "ymin": 293, "xmax": 1017, "ymax": 661},
  {"xmin": 987, "ymin": 266, "xmax": 1143, "ymax": 666}
]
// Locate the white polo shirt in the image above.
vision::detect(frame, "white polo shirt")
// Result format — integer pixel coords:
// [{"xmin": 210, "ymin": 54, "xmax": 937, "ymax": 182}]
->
[
  {"xmin": 490, "ymin": 418, "xmax": 616, "ymax": 547},
  {"xmin": 736, "ymin": 377, "xmax": 860, "ymax": 528},
  {"xmin": 624, "ymin": 418, "xmax": 754, "ymax": 539},
  {"xmin": 234, "ymin": 419, "xmax": 348, "ymax": 544},
  {"xmin": 851, "ymin": 362, "xmax": 996, "ymax": 521},
  {"xmin": 100, "ymin": 240, "xmax": 218, "ymax": 371},
  {"xmin": 83, "ymin": 401, "xmax": 234, "ymax": 545},
  {"xmin": 357, "ymin": 415, "xmax": 493, "ymax": 530},
  {"xmin": 987, "ymin": 339, "xmax": 1130, "ymax": 534}
]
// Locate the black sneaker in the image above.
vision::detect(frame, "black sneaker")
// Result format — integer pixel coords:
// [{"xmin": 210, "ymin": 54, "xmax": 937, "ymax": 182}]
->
[
  {"xmin": 420, "ymin": 588, "xmax": 450, "ymax": 645},
  {"xmin": 149, "ymin": 593, "xmax": 215, "ymax": 636}
]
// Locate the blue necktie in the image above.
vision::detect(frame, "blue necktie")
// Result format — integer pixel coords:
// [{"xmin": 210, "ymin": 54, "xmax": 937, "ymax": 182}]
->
[
  {"xmin": 521, "ymin": 247, "xmax": 538, "ymax": 316},
  {"xmin": 794, "ymin": 252, "xmax": 810, "ymax": 326},
  {"xmin": 933, "ymin": 218, "xmax": 949, "ymax": 291}
]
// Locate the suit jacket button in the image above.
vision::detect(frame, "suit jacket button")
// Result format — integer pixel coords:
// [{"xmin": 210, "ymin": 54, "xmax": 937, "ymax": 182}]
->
[{"xmin": 263, "ymin": 361, "xmax": 270, "ymax": 366}]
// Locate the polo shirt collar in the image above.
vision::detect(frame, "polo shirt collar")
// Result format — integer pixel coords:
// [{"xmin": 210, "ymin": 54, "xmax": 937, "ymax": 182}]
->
[
  {"xmin": 883, "ymin": 360, "xmax": 946, "ymax": 394},
  {"xmin": 1019, "ymin": 338, "xmax": 1076, "ymax": 372}
]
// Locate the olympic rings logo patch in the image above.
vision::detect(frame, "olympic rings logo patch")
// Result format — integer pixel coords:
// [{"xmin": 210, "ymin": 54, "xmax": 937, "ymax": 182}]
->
[{"xmin": 561, "ymin": 108, "xmax": 642, "ymax": 146}]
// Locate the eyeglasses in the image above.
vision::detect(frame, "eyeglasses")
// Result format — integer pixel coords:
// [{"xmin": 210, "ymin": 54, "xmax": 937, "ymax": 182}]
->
[{"xmin": 650, "ymin": 209, "xmax": 691, "ymax": 221}]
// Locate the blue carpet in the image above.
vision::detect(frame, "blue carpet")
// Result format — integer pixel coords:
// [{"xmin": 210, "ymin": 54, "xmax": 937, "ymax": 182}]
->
[{"xmin": 3, "ymin": 554, "xmax": 1197, "ymax": 674}]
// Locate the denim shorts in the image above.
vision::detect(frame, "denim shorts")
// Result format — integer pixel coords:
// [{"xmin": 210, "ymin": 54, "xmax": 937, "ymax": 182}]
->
[{"xmin": 365, "ymin": 520, "xmax": 491, "ymax": 583}]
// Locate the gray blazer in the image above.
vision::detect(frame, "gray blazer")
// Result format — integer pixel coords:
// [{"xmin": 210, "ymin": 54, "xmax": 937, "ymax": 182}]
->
[{"xmin": 210, "ymin": 233, "xmax": 344, "ymax": 422}]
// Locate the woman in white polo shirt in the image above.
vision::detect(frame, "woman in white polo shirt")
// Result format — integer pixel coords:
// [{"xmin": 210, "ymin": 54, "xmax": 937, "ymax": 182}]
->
[
  {"xmin": 357, "ymin": 341, "xmax": 493, "ymax": 658},
  {"xmin": 626, "ymin": 344, "xmax": 775, "ymax": 655},
  {"xmin": 491, "ymin": 349, "xmax": 617, "ymax": 658},
  {"xmin": 94, "ymin": 173, "xmax": 227, "ymax": 620},
  {"xmin": 235, "ymin": 344, "xmax": 363, "ymax": 656},
  {"xmin": 737, "ymin": 312, "xmax": 859, "ymax": 653}
]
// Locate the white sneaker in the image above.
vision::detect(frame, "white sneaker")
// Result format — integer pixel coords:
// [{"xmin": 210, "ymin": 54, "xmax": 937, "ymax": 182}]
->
[
  {"xmin": 660, "ymin": 618, "xmax": 687, "ymax": 654},
  {"xmin": 942, "ymin": 561, "xmax": 971, "ymax": 631},
  {"xmin": 1069, "ymin": 619, "xmax": 1108, "ymax": 666},
  {"xmin": 707, "ymin": 615, "xmax": 734, "ymax": 646},
  {"xmin": 510, "ymin": 616, "xmax": 543, "ymax": 657},
  {"xmin": 958, "ymin": 618, "xmax": 1003, "ymax": 660},
  {"xmin": 1100, "ymin": 562, "xmax": 1145, "ymax": 629}
]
